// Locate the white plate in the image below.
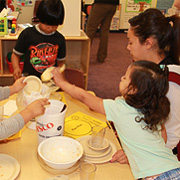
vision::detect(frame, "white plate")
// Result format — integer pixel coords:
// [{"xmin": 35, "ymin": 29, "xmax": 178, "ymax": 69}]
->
[
  {"xmin": 0, "ymin": 154, "xmax": 20, "ymax": 180},
  {"xmin": 84, "ymin": 141, "xmax": 117, "ymax": 164},
  {"xmin": 77, "ymin": 136, "xmax": 112, "ymax": 158},
  {"xmin": 23, "ymin": 75, "xmax": 42, "ymax": 95}
]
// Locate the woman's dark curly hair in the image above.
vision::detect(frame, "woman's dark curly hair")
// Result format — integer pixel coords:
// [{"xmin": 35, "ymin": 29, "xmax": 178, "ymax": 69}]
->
[{"xmin": 124, "ymin": 60, "xmax": 170, "ymax": 132}]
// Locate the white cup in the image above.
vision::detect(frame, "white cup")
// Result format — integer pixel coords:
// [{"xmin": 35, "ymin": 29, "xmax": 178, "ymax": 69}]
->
[
  {"xmin": 90, "ymin": 126, "xmax": 106, "ymax": 148},
  {"xmin": 80, "ymin": 162, "xmax": 96, "ymax": 180},
  {"xmin": 36, "ymin": 100, "xmax": 67, "ymax": 145},
  {"xmin": 0, "ymin": 106, "xmax": 4, "ymax": 121}
]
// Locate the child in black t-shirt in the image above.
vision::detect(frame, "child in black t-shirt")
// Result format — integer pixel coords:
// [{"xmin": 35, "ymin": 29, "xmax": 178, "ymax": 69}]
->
[{"xmin": 12, "ymin": 0, "xmax": 66, "ymax": 80}]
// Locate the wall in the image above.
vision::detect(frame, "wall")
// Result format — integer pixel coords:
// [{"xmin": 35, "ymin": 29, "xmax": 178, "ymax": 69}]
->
[
  {"xmin": 57, "ymin": 0, "xmax": 81, "ymax": 36},
  {"xmin": 83, "ymin": 0, "xmax": 176, "ymax": 30},
  {"xmin": 10, "ymin": 0, "xmax": 81, "ymax": 36},
  {"xmin": 11, "ymin": 0, "xmax": 35, "ymax": 24}
]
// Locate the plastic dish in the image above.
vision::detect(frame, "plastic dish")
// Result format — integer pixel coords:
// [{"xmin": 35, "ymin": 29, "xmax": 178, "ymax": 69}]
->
[
  {"xmin": 36, "ymin": 151, "xmax": 84, "ymax": 175},
  {"xmin": 41, "ymin": 66, "xmax": 55, "ymax": 82},
  {"xmin": 77, "ymin": 136, "xmax": 111, "ymax": 158},
  {"xmin": 0, "ymin": 154, "xmax": 20, "ymax": 180},
  {"xmin": 41, "ymin": 64, "xmax": 65, "ymax": 82},
  {"xmin": 38, "ymin": 136, "xmax": 83, "ymax": 170},
  {"xmin": 84, "ymin": 141, "xmax": 116, "ymax": 164},
  {"xmin": 77, "ymin": 136, "xmax": 117, "ymax": 164},
  {"xmin": 23, "ymin": 75, "xmax": 42, "ymax": 95},
  {"xmin": 87, "ymin": 138, "xmax": 110, "ymax": 151}
]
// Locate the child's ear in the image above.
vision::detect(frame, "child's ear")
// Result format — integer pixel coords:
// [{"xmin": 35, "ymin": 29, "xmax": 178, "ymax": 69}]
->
[
  {"xmin": 133, "ymin": 87, "xmax": 137, "ymax": 94},
  {"xmin": 129, "ymin": 85, "xmax": 137, "ymax": 94}
]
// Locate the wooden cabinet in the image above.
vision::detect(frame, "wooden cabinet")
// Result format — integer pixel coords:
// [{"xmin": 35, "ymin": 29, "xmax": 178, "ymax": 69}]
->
[{"xmin": 0, "ymin": 30, "xmax": 90, "ymax": 89}]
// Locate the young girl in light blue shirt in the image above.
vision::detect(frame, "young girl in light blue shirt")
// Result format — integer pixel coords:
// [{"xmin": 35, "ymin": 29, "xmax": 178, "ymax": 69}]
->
[{"xmin": 52, "ymin": 60, "xmax": 180, "ymax": 180}]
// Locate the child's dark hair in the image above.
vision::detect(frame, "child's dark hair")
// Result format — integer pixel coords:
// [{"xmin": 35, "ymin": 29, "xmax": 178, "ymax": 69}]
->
[
  {"xmin": 36, "ymin": 0, "xmax": 64, "ymax": 26},
  {"xmin": 125, "ymin": 60, "xmax": 170, "ymax": 132},
  {"xmin": 128, "ymin": 8, "xmax": 180, "ymax": 65}
]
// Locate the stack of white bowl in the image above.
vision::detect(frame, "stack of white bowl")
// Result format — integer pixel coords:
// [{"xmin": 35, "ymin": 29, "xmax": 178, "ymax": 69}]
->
[{"xmin": 77, "ymin": 135, "xmax": 117, "ymax": 164}]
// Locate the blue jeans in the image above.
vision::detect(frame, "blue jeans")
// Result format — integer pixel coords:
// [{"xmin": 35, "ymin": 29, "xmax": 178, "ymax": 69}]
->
[{"xmin": 155, "ymin": 168, "xmax": 180, "ymax": 180}]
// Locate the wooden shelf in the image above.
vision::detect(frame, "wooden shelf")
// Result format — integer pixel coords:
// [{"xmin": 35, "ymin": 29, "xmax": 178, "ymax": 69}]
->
[{"xmin": 0, "ymin": 30, "xmax": 90, "ymax": 89}]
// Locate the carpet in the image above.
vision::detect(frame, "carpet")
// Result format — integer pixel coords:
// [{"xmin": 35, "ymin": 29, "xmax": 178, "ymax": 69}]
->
[{"xmin": 87, "ymin": 32, "xmax": 132, "ymax": 99}]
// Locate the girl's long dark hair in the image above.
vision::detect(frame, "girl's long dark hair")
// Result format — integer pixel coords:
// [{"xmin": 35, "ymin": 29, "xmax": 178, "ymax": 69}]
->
[
  {"xmin": 125, "ymin": 61, "xmax": 170, "ymax": 132},
  {"xmin": 128, "ymin": 8, "xmax": 180, "ymax": 65}
]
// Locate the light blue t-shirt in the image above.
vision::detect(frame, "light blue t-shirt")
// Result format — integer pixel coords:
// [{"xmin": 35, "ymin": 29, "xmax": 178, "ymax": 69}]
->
[{"xmin": 103, "ymin": 97, "xmax": 180, "ymax": 179}]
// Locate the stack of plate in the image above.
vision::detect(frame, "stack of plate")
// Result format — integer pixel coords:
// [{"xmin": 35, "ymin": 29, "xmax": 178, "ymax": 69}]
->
[{"xmin": 77, "ymin": 136, "xmax": 117, "ymax": 164}]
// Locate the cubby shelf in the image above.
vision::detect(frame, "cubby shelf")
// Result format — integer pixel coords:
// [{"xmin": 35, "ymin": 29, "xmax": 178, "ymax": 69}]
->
[{"xmin": 0, "ymin": 30, "xmax": 90, "ymax": 89}]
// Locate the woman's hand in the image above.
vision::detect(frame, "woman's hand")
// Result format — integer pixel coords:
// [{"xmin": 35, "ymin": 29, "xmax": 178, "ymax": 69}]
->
[{"xmin": 110, "ymin": 149, "xmax": 129, "ymax": 164}]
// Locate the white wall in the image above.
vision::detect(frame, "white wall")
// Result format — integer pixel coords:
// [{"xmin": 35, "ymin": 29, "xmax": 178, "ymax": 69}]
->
[
  {"xmin": 11, "ymin": 0, "xmax": 35, "ymax": 24},
  {"xmin": 11, "ymin": 0, "xmax": 81, "ymax": 36}
]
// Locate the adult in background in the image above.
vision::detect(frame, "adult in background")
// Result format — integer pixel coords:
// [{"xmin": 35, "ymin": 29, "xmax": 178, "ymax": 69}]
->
[
  {"xmin": 111, "ymin": 8, "xmax": 180, "ymax": 164},
  {"xmin": 86, "ymin": 0, "xmax": 119, "ymax": 63}
]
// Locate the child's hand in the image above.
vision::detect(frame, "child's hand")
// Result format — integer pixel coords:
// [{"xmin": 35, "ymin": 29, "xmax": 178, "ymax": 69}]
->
[
  {"xmin": 10, "ymin": 77, "xmax": 27, "ymax": 95},
  {"xmin": 110, "ymin": 149, "xmax": 129, "ymax": 164},
  {"xmin": 13, "ymin": 67, "xmax": 22, "ymax": 80},
  {"xmin": 52, "ymin": 67, "xmax": 66, "ymax": 87},
  {"xmin": 20, "ymin": 98, "xmax": 50, "ymax": 124}
]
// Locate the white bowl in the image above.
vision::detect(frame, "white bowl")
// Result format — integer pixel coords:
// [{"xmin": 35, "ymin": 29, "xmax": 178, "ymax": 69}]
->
[
  {"xmin": 23, "ymin": 75, "xmax": 42, "ymax": 95},
  {"xmin": 38, "ymin": 136, "xmax": 83, "ymax": 170},
  {"xmin": 87, "ymin": 138, "xmax": 110, "ymax": 151}
]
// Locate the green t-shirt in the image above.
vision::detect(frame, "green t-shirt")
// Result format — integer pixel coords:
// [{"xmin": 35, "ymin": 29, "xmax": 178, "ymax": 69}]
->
[{"xmin": 103, "ymin": 97, "xmax": 180, "ymax": 179}]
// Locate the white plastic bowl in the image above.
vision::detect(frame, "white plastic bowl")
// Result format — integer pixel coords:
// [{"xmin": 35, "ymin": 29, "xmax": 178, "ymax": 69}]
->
[
  {"xmin": 38, "ymin": 136, "xmax": 83, "ymax": 170},
  {"xmin": 23, "ymin": 75, "xmax": 42, "ymax": 95}
]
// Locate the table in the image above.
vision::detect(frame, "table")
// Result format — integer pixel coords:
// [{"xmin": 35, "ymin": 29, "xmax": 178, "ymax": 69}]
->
[{"xmin": 0, "ymin": 92, "xmax": 134, "ymax": 180}]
